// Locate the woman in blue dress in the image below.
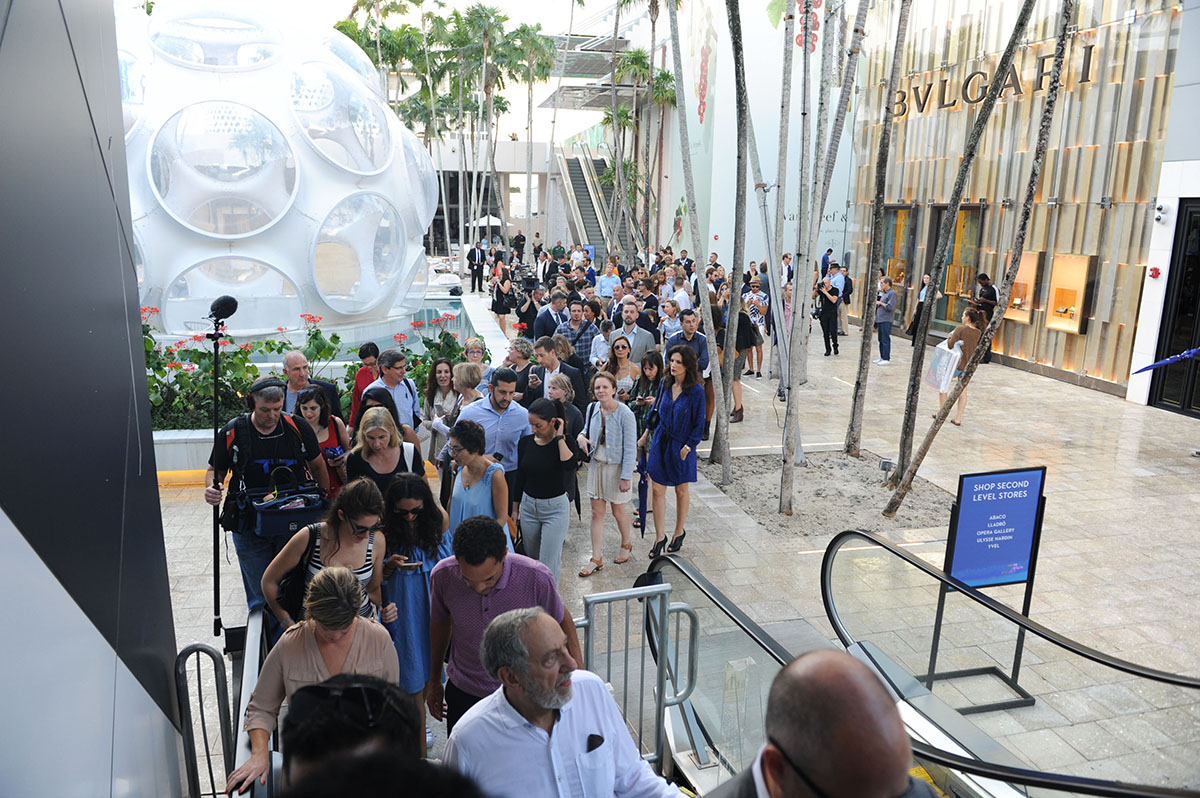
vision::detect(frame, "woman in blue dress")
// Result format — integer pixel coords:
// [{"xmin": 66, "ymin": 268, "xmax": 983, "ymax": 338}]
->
[
  {"xmin": 446, "ymin": 420, "xmax": 513, "ymax": 551},
  {"xmin": 379, "ymin": 472, "xmax": 450, "ymax": 757},
  {"xmin": 639, "ymin": 344, "xmax": 705, "ymax": 558}
]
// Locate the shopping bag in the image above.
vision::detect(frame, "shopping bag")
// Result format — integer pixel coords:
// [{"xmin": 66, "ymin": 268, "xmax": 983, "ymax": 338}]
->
[{"xmin": 924, "ymin": 340, "xmax": 964, "ymax": 393}]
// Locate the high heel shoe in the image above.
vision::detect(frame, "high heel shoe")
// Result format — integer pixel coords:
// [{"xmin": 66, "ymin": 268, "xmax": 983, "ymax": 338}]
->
[
  {"xmin": 648, "ymin": 538, "xmax": 667, "ymax": 559},
  {"xmin": 730, "ymin": 407, "xmax": 744, "ymax": 423},
  {"xmin": 667, "ymin": 531, "xmax": 686, "ymax": 552}
]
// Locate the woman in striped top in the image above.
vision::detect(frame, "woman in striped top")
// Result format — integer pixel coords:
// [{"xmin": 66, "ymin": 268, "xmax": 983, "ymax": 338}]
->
[{"xmin": 262, "ymin": 478, "xmax": 395, "ymax": 628}]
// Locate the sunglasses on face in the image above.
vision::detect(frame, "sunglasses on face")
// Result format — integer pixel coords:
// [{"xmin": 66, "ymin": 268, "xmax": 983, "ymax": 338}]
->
[
  {"xmin": 350, "ymin": 521, "xmax": 384, "ymax": 536},
  {"xmin": 466, "ymin": 349, "xmax": 485, "ymax": 355},
  {"xmin": 392, "ymin": 506, "xmax": 423, "ymax": 518}
]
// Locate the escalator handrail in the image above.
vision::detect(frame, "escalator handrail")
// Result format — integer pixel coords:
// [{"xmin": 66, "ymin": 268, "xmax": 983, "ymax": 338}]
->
[
  {"xmin": 909, "ymin": 740, "xmax": 1195, "ymax": 798},
  {"xmin": 647, "ymin": 553, "xmax": 793, "ymax": 666},
  {"xmin": 821, "ymin": 530, "xmax": 1200, "ymax": 690},
  {"xmin": 646, "ymin": 554, "xmax": 1200, "ymax": 798}
]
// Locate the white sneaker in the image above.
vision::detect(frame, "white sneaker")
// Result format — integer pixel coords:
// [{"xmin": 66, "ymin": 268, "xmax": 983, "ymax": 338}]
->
[
  {"xmin": 877, "ymin": 359, "xmax": 890, "ymax": 365},
  {"xmin": 872, "ymin": 358, "xmax": 883, "ymax": 365}
]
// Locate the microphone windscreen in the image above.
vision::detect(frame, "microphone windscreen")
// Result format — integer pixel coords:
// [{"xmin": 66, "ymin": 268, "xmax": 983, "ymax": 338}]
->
[{"xmin": 209, "ymin": 295, "xmax": 238, "ymax": 320}]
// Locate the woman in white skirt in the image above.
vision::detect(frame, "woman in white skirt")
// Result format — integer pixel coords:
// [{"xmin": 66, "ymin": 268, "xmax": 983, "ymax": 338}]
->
[{"xmin": 576, "ymin": 371, "xmax": 638, "ymax": 577}]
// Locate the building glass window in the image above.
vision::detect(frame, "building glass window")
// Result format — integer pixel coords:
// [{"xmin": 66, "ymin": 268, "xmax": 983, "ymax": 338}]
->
[{"xmin": 928, "ymin": 206, "xmax": 983, "ymax": 335}]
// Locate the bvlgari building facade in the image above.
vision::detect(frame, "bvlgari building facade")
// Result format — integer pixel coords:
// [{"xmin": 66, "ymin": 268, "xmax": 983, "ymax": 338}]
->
[{"xmin": 848, "ymin": 0, "xmax": 1183, "ymax": 398}]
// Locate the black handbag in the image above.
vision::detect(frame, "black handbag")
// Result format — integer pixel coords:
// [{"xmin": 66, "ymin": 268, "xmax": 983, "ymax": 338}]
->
[
  {"xmin": 644, "ymin": 382, "xmax": 665, "ymax": 432},
  {"xmin": 278, "ymin": 523, "xmax": 320, "ymax": 621}
]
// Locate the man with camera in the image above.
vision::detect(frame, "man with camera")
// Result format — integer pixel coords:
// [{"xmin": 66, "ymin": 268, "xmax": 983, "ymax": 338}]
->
[
  {"xmin": 204, "ymin": 377, "xmax": 330, "ymax": 614},
  {"xmin": 515, "ymin": 281, "xmax": 545, "ymax": 339}
]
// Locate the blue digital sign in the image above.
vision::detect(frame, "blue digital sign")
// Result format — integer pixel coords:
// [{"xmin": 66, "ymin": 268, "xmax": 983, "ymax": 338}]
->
[{"xmin": 948, "ymin": 467, "xmax": 1046, "ymax": 588}]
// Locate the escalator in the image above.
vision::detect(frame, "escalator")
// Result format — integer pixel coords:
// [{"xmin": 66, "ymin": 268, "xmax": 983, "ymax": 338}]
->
[
  {"xmin": 565, "ymin": 156, "xmax": 607, "ymax": 260},
  {"xmin": 589, "ymin": 156, "xmax": 638, "ymax": 259},
  {"xmin": 643, "ymin": 535, "xmax": 1200, "ymax": 797}
]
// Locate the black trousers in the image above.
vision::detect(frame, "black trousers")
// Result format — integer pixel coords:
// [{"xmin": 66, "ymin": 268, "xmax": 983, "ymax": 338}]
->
[
  {"xmin": 820, "ymin": 313, "xmax": 839, "ymax": 353},
  {"xmin": 445, "ymin": 678, "xmax": 486, "ymax": 736},
  {"xmin": 469, "ymin": 266, "xmax": 485, "ymax": 292}
]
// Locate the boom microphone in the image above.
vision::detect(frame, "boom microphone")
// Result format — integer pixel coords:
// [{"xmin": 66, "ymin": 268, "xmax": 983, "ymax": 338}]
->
[{"xmin": 209, "ymin": 295, "xmax": 238, "ymax": 321}]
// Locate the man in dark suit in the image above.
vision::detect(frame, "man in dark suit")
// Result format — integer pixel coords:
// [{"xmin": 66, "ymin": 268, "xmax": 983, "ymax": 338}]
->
[
  {"xmin": 524, "ymin": 335, "xmax": 586, "ymax": 413},
  {"xmin": 709, "ymin": 650, "xmax": 936, "ymax": 798},
  {"xmin": 533, "ymin": 291, "xmax": 569, "ymax": 341},
  {"xmin": 675, "ymin": 249, "xmax": 695, "ymax": 275},
  {"xmin": 466, "ymin": 241, "xmax": 487, "ymax": 293},
  {"xmin": 282, "ymin": 350, "xmax": 344, "ymax": 422}
]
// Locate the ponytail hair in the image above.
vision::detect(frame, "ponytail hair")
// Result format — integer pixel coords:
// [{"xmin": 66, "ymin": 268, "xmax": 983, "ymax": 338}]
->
[{"xmin": 528, "ymin": 397, "xmax": 564, "ymax": 427}]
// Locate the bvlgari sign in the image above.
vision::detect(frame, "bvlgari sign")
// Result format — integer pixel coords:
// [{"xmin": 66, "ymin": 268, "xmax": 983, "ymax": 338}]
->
[{"xmin": 893, "ymin": 44, "xmax": 1096, "ymax": 119}]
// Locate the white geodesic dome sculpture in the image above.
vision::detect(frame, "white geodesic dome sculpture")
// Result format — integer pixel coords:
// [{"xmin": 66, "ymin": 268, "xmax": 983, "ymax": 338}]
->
[{"xmin": 118, "ymin": 0, "xmax": 438, "ymax": 335}]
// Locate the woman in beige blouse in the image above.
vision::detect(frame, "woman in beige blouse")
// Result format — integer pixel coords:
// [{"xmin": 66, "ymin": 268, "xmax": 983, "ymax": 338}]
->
[{"xmin": 227, "ymin": 567, "xmax": 399, "ymax": 794}]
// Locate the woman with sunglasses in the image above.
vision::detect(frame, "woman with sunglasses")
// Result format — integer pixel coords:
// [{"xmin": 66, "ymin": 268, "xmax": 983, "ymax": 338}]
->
[
  {"xmin": 231, "ymin": 566, "xmax": 399, "ymax": 795},
  {"xmin": 262, "ymin": 478, "xmax": 393, "ymax": 631},
  {"xmin": 380, "ymin": 473, "xmax": 450, "ymax": 757},
  {"xmin": 601, "ymin": 333, "xmax": 641, "ymax": 403}
]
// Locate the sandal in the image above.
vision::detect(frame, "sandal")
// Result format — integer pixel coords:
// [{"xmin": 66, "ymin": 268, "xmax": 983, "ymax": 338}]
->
[
  {"xmin": 614, "ymin": 542, "xmax": 633, "ymax": 564},
  {"xmin": 578, "ymin": 557, "xmax": 603, "ymax": 577},
  {"xmin": 950, "ymin": 419, "xmax": 962, "ymax": 426}
]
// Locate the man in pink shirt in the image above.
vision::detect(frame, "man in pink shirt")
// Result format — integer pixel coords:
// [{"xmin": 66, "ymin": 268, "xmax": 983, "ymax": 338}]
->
[{"xmin": 427, "ymin": 516, "xmax": 583, "ymax": 734}]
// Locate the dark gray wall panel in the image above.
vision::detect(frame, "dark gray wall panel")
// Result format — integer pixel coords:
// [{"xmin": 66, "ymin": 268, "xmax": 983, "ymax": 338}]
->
[
  {"xmin": 0, "ymin": 507, "xmax": 182, "ymax": 797},
  {"xmin": 0, "ymin": 0, "xmax": 177, "ymax": 723}
]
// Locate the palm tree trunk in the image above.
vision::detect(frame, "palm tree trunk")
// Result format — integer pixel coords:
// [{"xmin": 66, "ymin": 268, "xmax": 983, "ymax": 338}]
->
[
  {"xmin": 885, "ymin": 0, "xmax": 1070, "ymax": 515},
  {"xmin": 643, "ymin": 10, "xmax": 657, "ymax": 259},
  {"xmin": 665, "ymin": 0, "xmax": 727, "ymax": 443},
  {"xmin": 418, "ymin": 11, "xmax": 452, "ymax": 257},
  {"xmin": 712, "ymin": 0, "xmax": 749, "ymax": 482},
  {"xmin": 609, "ymin": 7, "xmax": 626, "ymax": 261},
  {"xmin": 816, "ymin": 0, "xmax": 869, "ymax": 235},
  {"xmin": 456, "ymin": 61, "xmax": 468, "ymax": 271},
  {"xmin": 526, "ymin": 59, "xmax": 535, "ymax": 255},
  {"xmin": 807, "ymin": 1, "xmax": 835, "ymax": 260},
  {"xmin": 844, "ymin": 0, "xmax": 912, "ymax": 457},
  {"xmin": 772, "ymin": 0, "xmax": 795, "ymax": 286},
  {"xmin": 487, "ymin": 88, "xmax": 510, "ymax": 249},
  {"xmin": 778, "ymin": 0, "xmax": 814, "ymax": 513},
  {"xmin": 546, "ymin": 2, "xmax": 577, "ymax": 245}
]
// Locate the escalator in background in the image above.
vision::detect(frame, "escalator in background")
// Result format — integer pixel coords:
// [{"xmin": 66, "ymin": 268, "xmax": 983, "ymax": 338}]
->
[
  {"xmin": 565, "ymin": 156, "xmax": 607, "ymax": 261},
  {"xmin": 643, "ymin": 546, "xmax": 1200, "ymax": 797},
  {"xmin": 589, "ymin": 157, "xmax": 638, "ymax": 259}
]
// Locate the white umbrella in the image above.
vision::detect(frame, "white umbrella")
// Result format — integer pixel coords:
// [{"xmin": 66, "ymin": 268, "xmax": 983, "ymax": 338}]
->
[{"xmin": 470, "ymin": 214, "xmax": 509, "ymax": 227}]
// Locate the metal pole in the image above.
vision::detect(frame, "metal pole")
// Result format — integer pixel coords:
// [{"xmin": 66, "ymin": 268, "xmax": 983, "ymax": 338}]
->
[{"xmin": 210, "ymin": 318, "xmax": 222, "ymax": 638}]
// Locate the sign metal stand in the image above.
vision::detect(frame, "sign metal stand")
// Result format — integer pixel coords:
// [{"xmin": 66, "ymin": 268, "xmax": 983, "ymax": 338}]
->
[{"xmin": 920, "ymin": 466, "xmax": 1047, "ymax": 715}]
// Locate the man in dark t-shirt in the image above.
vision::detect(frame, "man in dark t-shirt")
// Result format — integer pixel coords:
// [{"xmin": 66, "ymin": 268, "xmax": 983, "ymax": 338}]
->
[{"xmin": 205, "ymin": 378, "xmax": 329, "ymax": 614}]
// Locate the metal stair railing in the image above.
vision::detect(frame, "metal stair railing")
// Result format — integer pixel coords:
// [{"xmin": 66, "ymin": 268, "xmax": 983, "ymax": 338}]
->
[
  {"xmin": 175, "ymin": 644, "xmax": 234, "ymax": 798},
  {"xmin": 576, "ymin": 582, "xmax": 698, "ymax": 774}
]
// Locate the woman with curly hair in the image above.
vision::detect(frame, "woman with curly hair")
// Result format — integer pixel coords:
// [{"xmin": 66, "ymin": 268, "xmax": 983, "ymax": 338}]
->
[{"xmin": 380, "ymin": 473, "xmax": 450, "ymax": 756}]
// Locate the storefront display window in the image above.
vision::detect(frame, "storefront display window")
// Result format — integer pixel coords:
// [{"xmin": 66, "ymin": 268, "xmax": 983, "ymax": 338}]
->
[
  {"xmin": 929, "ymin": 206, "xmax": 983, "ymax": 334},
  {"xmin": 1045, "ymin": 254, "xmax": 1093, "ymax": 335},
  {"xmin": 1004, "ymin": 251, "xmax": 1041, "ymax": 326},
  {"xmin": 883, "ymin": 206, "xmax": 915, "ymax": 320}
]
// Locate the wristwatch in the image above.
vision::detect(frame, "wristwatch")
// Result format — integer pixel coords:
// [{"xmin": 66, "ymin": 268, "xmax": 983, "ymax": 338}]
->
[{"xmin": 553, "ymin": 435, "xmax": 565, "ymax": 441}]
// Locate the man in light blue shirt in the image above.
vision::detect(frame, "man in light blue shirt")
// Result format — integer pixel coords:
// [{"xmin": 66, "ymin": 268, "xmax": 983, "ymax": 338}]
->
[
  {"xmin": 445, "ymin": 608, "xmax": 683, "ymax": 798},
  {"xmin": 827, "ymin": 261, "xmax": 845, "ymax": 300},
  {"xmin": 457, "ymin": 368, "xmax": 531, "ymax": 476}
]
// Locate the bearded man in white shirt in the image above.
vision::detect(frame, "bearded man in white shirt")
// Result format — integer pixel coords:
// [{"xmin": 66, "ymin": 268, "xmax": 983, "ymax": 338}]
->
[{"xmin": 444, "ymin": 608, "xmax": 683, "ymax": 798}]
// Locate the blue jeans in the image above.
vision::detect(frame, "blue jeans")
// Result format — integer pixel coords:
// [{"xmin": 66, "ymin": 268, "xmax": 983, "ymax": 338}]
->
[
  {"xmin": 877, "ymin": 321, "xmax": 893, "ymax": 362},
  {"xmin": 520, "ymin": 494, "xmax": 570, "ymax": 583},
  {"xmin": 231, "ymin": 530, "xmax": 292, "ymax": 612}
]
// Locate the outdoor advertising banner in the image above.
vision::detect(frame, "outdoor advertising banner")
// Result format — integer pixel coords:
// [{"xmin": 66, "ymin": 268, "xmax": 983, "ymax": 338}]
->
[{"xmin": 946, "ymin": 467, "xmax": 1046, "ymax": 588}]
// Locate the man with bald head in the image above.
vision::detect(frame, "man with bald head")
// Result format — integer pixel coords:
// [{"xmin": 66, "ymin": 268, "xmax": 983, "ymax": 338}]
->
[{"xmin": 709, "ymin": 650, "xmax": 935, "ymax": 798}]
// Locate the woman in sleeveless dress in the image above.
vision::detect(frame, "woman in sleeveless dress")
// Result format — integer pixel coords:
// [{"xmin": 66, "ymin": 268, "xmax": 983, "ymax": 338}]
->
[
  {"xmin": 261, "ymin": 478, "xmax": 391, "ymax": 627},
  {"xmin": 445, "ymin": 419, "xmax": 511, "ymax": 550},
  {"xmin": 601, "ymin": 333, "xmax": 641, "ymax": 403}
]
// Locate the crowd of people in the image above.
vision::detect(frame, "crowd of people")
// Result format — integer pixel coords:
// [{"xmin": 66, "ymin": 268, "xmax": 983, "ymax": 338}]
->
[{"xmin": 201, "ymin": 235, "xmax": 988, "ymax": 796}]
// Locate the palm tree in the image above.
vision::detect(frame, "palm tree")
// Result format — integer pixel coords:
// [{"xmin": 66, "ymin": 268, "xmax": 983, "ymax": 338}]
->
[
  {"xmin": 346, "ymin": 0, "xmax": 408, "ymax": 81},
  {"xmin": 513, "ymin": 23, "xmax": 557, "ymax": 244},
  {"xmin": 642, "ymin": 0, "xmax": 664, "ymax": 251},
  {"xmin": 886, "ymin": 0, "xmax": 1070, "ymax": 515},
  {"xmin": 712, "ymin": 0, "xmax": 750, "ymax": 482},
  {"xmin": 665, "ymin": 0, "xmax": 727, "ymax": 443},
  {"xmin": 616, "ymin": 47, "xmax": 651, "ymax": 257},
  {"xmin": 648, "ymin": 68, "xmax": 676, "ymax": 246},
  {"xmin": 601, "ymin": 103, "xmax": 635, "ymax": 251},
  {"xmin": 772, "ymin": 0, "xmax": 795, "ymax": 296},
  {"xmin": 463, "ymin": 4, "xmax": 513, "ymax": 248},
  {"xmin": 844, "ymin": 0, "xmax": 912, "ymax": 458},
  {"xmin": 780, "ymin": 0, "xmax": 869, "ymax": 511},
  {"xmin": 607, "ymin": 0, "xmax": 638, "ymax": 262},
  {"xmin": 546, "ymin": 0, "xmax": 586, "ymax": 245}
]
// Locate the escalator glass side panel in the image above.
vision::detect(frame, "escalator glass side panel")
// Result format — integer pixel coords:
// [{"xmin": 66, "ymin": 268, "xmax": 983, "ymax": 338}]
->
[{"xmin": 822, "ymin": 533, "xmax": 1200, "ymax": 793}]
